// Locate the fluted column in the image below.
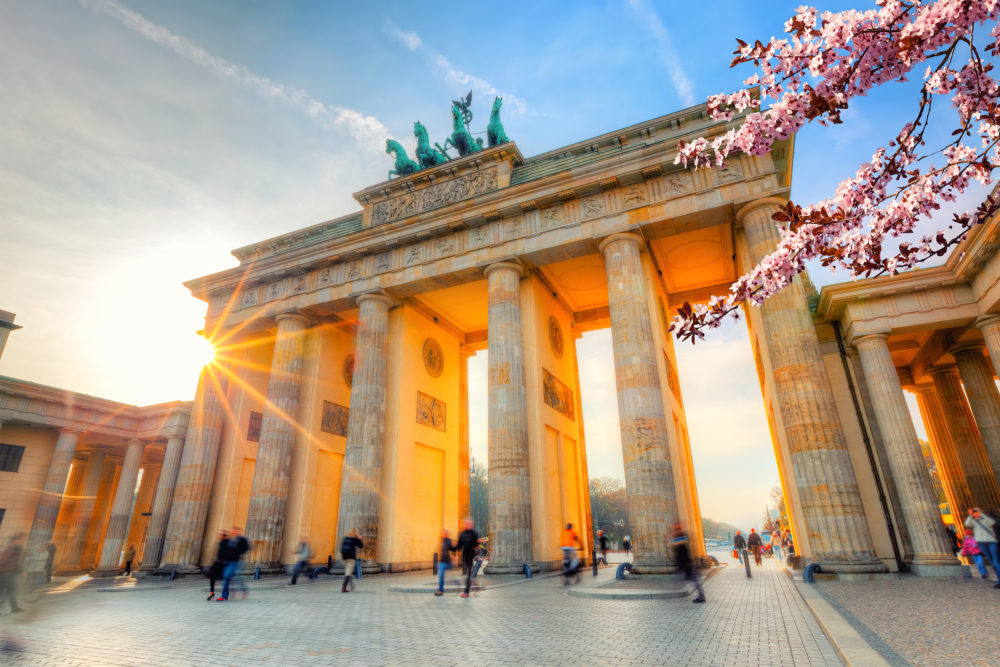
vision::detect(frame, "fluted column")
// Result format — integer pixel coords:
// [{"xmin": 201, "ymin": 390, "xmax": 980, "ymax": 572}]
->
[
  {"xmin": 483, "ymin": 262, "xmax": 533, "ymax": 573},
  {"xmin": 913, "ymin": 384, "xmax": 975, "ymax": 524},
  {"xmin": 929, "ymin": 366, "xmax": 1000, "ymax": 509},
  {"xmin": 855, "ymin": 335, "xmax": 962, "ymax": 574},
  {"xmin": 336, "ymin": 294, "xmax": 392, "ymax": 571},
  {"xmin": 60, "ymin": 449, "xmax": 106, "ymax": 572},
  {"xmin": 740, "ymin": 198, "xmax": 883, "ymax": 572},
  {"xmin": 139, "ymin": 435, "xmax": 185, "ymax": 571},
  {"xmin": 599, "ymin": 234, "xmax": 676, "ymax": 573},
  {"xmin": 952, "ymin": 342, "xmax": 1000, "ymax": 495},
  {"xmin": 26, "ymin": 428, "xmax": 80, "ymax": 559},
  {"xmin": 94, "ymin": 440, "xmax": 144, "ymax": 576},
  {"xmin": 157, "ymin": 365, "xmax": 227, "ymax": 574},
  {"xmin": 245, "ymin": 312, "xmax": 311, "ymax": 571},
  {"xmin": 458, "ymin": 346, "xmax": 471, "ymax": 523}
]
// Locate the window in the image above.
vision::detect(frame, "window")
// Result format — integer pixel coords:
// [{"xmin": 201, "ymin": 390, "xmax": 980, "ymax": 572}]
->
[
  {"xmin": 247, "ymin": 411, "xmax": 263, "ymax": 443},
  {"xmin": 0, "ymin": 444, "xmax": 24, "ymax": 472}
]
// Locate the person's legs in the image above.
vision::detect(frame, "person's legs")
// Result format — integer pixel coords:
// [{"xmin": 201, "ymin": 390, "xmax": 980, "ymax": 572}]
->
[
  {"xmin": 220, "ymin": 561, "xmax": 237, "ymax": 599},
  {"xmin": 291, "ymin": 560, "xmax": 304, "ymax": 585},
  {"xmin": 437, "ymin": 561, "xmax": 449, "ymax": 593},
  {"xmin": 342, "ymin": 559, "xmax": 354, "ymax": 592},
  {"xmin": 689, "ymin": 571, "xmax": 705, "ymax": 602},
  {"xmin": 463, "ymin": 557, "xmax": 474, "ymax": 595},
  {"xmin": 973, "ymin": 553, "xmax": 987, "ymax": 577},
  {"xmin": 982, "ymin": 542, "xmax": 1000, "ymax": 579}
]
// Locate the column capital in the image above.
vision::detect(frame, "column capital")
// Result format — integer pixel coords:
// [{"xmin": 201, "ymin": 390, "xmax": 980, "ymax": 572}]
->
[
  {"xmin": 483, "ymin": 261, "xmax": 525, "ymax": 279},
  {"xmin": 912, "ymin": 382, "xmax": 937, "ymax": 395},
  {"xmin": 458, "ymin": 345, "xmax": 474, "ymax": 360},
  {"xmin": 274, "ymin": 311, "xmax": 312, "ymax": 327},
  {"xmin": 949, "ymin": 341, "xmax": 986, "ymax": 357},
  {"xmin": 58, "ymin": 426, "xmax": 83, "ymax": 435},
  {"xmin": 975, "ymin": 314, "xmax": 1000, "ymax": 332},
  {"xmin": 927, "ymin": 364, "xmax": 960, "ymax": 379},
  {"xmin": 355, "ymin": 292, "xmax": 394, "ymax": 309},
  {"xmin": 851, "ymin": 332, "xmax": 889, "ymax": 349},
  {"xmin": 598, "ymin": 232, "xmax": 643, "ymax": 255},
  {"xmin": 735, "ymin": 196, "xmax": 789, "ymax": 226}
]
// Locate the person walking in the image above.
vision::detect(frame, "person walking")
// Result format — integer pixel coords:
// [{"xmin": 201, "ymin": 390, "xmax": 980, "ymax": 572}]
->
[
  {"xmin": 770, "ymin": 530, "xmax": 782, "ymax": 562},
  {"xmin": 733, "ymin": 530, "xmax": 747, "ymax": 564},
  {"xmin": 0, "ymin": 534, "xmax": 25, "ymax": 614},
  {"xmin": 560, "ymin": 523, "xmax": 582, "ymax": 584},
  {"xmin": 124, "ymin": 544, "xmax": 137, "ymax": 576},
  {"xmin": 622, "ymin": 536, "xmax": 631, "ymax": 555},
  {"xmin": 435, "ymin": 530, "xmax": 455, "ymax": 596},
  {"xmin": 747, "ymin": 529, "xmax": 763, "ymax": 566},
  {"xmin": 340, "ymin": 528, "xmax": 363, "ymax": 593},
  {"xmin": 961, "ymin": 528, "xmax": 988, "ymax": 579},
  {"xmin": 597, "ymin": 530, "xmax": 609, "ymax": 564},
  {"xmin": 217, "ymin": 527, "xmax": 249, "ymax": 601},
  {"xmin": 671, "ymin": 524, "xmax": 705, "ymax": 603},
  {"xmin": 965, "ymin": 507, "xmax": 1000, "ymax": 587},
  {"xmin": 290, "ymin": 537, "xmax": 312, "ymax": 585},
  {"xmin": 207, "ymin": 530, "xmax": 228, "ymax": 601},
  {"xmin": 456, "ymin": 519, "xmax": 479, "ymax": 598}
]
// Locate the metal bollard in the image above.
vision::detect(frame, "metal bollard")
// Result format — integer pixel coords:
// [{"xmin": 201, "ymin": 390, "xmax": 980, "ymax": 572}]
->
[
  {"xmin": 356, "ymin": 560, "xmax": 362, "ymax": 579},
  {"xmin": 433, "ymin": 552, "xmax": 438, "ymax": 575},
  {"xmin": 743, "ymin": 549, "xmax": 751, "ymax": 578},
  {"xmin": 328, "ymin": 555, "xmax": 333, "ymax": 571},
  {"xmin": 592, "ymin": 555, "xmax": 598, "ymax": 576}
]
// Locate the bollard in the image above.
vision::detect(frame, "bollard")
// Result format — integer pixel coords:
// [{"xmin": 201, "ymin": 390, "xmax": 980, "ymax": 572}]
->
[
  {"xmin": 328, "ymin": 555, "xmax": 333, "ymax": 571},
  {"xmin": 803, "ymin": 562, "xmax": 823, "ymax": 583},
  {"xmin": 743, "ymin": 549, "xmax": 751, "ymax": 578},
  {"xmin": 433, "ymin": 552, "xmax": 438, "ymax": 575},
  {"xmin": 592, "ymin": 555, "xmax": 598, "ymax": 577},
  {"xmin": 254, "ymin": 567, "xmax": 261, "ymax": 580},
  {"xmin": 523, "ymin": 563, "xmax": 532, "ymax": 578},
  {"xmin": 356, "ymin": 559, "xmax": 362, "ymax": 580}
]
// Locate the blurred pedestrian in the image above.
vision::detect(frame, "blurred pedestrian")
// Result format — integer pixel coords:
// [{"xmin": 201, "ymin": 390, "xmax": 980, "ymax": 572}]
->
[
  {"xmin": 965, "ymin": 507, "xmax": 1000, "ymax": 587},
  {"xmin": 747, "ymin": 529, "xmax": 762, "ymax": 566},
  {"xmin": 340, "ymin": 528, "xmax": 363, "ymax": 593},
  {"xmin": 961, "ymin": 528, "xmax": 987, "ymax": 578},
  {"xmin": 290, "ymin": 537, "xmax": 312, "ymax": 585},
  {"xmin": 597, "ymin": 530, "xmax": 609, "ymax": 564},
  {"xmin": 623, "ymin": 536, "xmax": 631, "ymax": 555},
  {"xmin": 671, "ymin": 524, "xmax": 705, "ymax": 603},
  {"xmin": 770, "ymin": 530, "xmax": 782, "ymax": 562},
  {"xmin": 733, "ymin": 530, "xmax": 746, "ymax": 564},
  {"xmin": 44, "ymin": 543, "xmax": 56, "ymax": 583},
  {"xmin": 217, "ymin": 527, "xmax": 249, "ymax": 601},
  {"xmin": 456, "ymin": 519, "xmax": 479, "ymax": 598},
  {"xmin": 0, "ymin": 534, "xmax": 25, "ymax": 613},
  {"xmin": 207, "ymin": 530, "xmax": 228, "ymax": 601},
  {"xmin": 435, "ymin": 530, "xmax": 455, "ymax": 596},
  {"xmin": 560, "ymin": 523, "xmax": 581, "ymax": 584},
  {"xmin": 124, "ymin": 544, "xmax": 137, "ymax": 576}
]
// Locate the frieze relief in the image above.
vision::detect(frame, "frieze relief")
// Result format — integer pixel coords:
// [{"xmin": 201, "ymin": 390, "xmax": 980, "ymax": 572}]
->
[
  {"xmin": 580, "ymin": 195, "xmax": 606, "ymax": 219},
  {"xmin": 371, "ymin": 167, "xmax": 499, "ymax": 226},
  {"xmin": 542, "ymin": 368, "xmax": 575, "ymax": 421},
  {"xmin": 416, "ymin": 391, "xmax": 446, "ymax": 431}
]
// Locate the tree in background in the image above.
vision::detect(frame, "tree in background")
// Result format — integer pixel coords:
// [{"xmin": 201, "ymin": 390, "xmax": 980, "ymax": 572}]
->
[
  {"xmin": 670, "ymin": 1, "xmax": 1000, "ymax": 341},
  {"xmin": 589, "ymin": 477, "xmax": 630, "ymax": 544},
  {"xmin": 470, "ymin": 459, "xmax": 489, "ymax": 535}
]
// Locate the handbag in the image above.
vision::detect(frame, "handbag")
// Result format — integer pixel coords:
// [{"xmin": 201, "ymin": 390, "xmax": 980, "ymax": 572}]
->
[{"xmin": 732, "ymin": 549, "xmax": 739, "ymax": 559}]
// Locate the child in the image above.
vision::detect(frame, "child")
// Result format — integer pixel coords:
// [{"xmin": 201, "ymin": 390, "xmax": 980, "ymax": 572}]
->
[{"xmin": 961, "ymin": 528, "xmax": 987, "ymax": 578}]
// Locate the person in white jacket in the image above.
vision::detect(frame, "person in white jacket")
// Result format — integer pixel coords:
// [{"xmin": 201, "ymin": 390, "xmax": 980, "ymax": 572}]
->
[{"xmin": 964, "ymin": 508, "xmax": 1000, "ymax": 588}]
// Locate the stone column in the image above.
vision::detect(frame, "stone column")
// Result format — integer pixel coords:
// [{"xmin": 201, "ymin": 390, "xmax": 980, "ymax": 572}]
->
[
  {"xmin": 336, "ymin": 294, "xmax": 392, "ymax": 571},
  {"xmin": 26, "ymin": 428, "xmax": 80, "ymax": 558},
  {"xmin": 94, "ymin": 440, "xmax": 144, "ymax": 576},
  {"xmin": 60, "ymin": 449, "xmax": 106, "ymax": 572},
  {"xmin": 952, "ymin": 342, "xmax": 1000, "ymax": 495},
  {"xmin": 245, "ymin": 312, "xmax": 310, "ymax": 571},
  {"xmin": 929, "ymin": 366, "xmax": 1000, "ymax": 509},
  {"xmin": 912, "ymin": 384, "xmax": 975, "ymax": 525},
  {"xmin": 854, "ymin": 335, "xmax": 963, "ymax": 574},
  {"xmin": 740, "ymin": 198, "xmax": 883, "ymax": 572},
  {"xmin": 483, "ymin": 262, "xmax": 534, "ymax": 573},
  {"xmin": 157, "ymin": 365, "xmax": 227, "ymax": 574},
  {"xmin": 139, "ymin": 435, "xmax": 185, "ymax": 572},
  {"xmin": 458, "ymin": 346, "xmax": 471, "ymax": 523},
  {"xmin": 599, "ymin": 234, "xmax": 676, "ymax": 573}
]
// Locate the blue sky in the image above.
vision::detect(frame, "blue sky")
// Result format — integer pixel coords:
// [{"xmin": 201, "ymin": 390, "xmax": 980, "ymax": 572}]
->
[{"xmin": 0, "ymin": 0, "xmax": 977, "ymax": 530}]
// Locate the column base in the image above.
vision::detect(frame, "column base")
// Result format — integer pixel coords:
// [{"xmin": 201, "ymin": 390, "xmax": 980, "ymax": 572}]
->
[
  {"xmin": 152, "ymin": 563, "xmax": 204, "ymax": 577},
  {"xmin": 812, "ymin": 558, "xmax": 888, "ymax": 574},
  {"xmin": 483, "ymin": 561, "xmax": 537, "ymax": 575},
  {"xmin": 908, "ymin": 563, "xmax": 969, "ymax": 578},
  {"xmin": 91, "ymin": 568, "xmax": 126, "ymax": 578},
  {"xmin": 631, "ymin": 564, "xmax": 678, "ymax": 575},
  {"xmin": 241, "ymin": 562, "xmax": 286, "ymax": 575}
]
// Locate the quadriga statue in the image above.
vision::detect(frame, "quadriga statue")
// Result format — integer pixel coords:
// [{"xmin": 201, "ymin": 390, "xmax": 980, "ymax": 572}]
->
[
  {"xmin": 487, "ymin": 97, "xmax": 509, "ymax": 147},
  {"xmin": 414, "ymin": 121, "xmax": 449, "ymax": 168},
  {"xmin": 386, "ymin": 139, "xmax": 421, "ymax": 179}
]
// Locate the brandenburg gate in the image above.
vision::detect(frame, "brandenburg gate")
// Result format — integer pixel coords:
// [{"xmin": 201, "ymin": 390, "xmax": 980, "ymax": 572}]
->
[{"xmin": 147, "ymin": 99, "xmax": 981, "ymax": 578}]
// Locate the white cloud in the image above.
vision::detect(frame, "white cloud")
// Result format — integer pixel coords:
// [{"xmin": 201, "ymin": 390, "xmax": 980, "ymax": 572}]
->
[
  {"xmin": 81, "ymin": 0, "xmax": 388, "ymax": 147},
  {"xmin": 383, "ymin": 19, "xmax": 527, "ymax": 114},
  {"xmin": 626, "ymin": 0, "xmax": 696, "ymax": 106}
]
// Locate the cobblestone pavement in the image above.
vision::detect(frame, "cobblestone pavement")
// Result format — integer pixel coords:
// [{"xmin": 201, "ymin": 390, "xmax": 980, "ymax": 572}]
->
[
  {"xmin": 814, "ymin": 574, "xmax": 1000, "ymax": 666},
  {"xmin": 0, "ymin": 556, "xmax": 840, "ymax": 666}
]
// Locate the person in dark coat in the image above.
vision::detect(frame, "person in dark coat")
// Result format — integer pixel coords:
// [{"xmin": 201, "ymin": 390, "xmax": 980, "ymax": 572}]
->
[
  {"xmin": 435, "ymin": 530, "xmax": 455, "ymax": 596},
  {"xmin": 672, "ymin": 524, "xmax": 705, "ymax": 603},
  {"xmin": 340, "ymin": 528, "xmax": 363, "ymax": 593},
  {"xmin": 217, "ymin": 527, "xmax": 249, "ymax": 601},
  {"xmin": 456, "ymin": 519, "xmax": 479, "ymax": 598},
  {"xmin": 207, "ymin": 530, "xmax": 228, "ymax": 601},
  {"xmin": 747, "ymin": 529, "xmax": 763, "ymax": 566},
  {"xmin": 733, "ymin": 530, "xmax": 747, "ymax": 564}
]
